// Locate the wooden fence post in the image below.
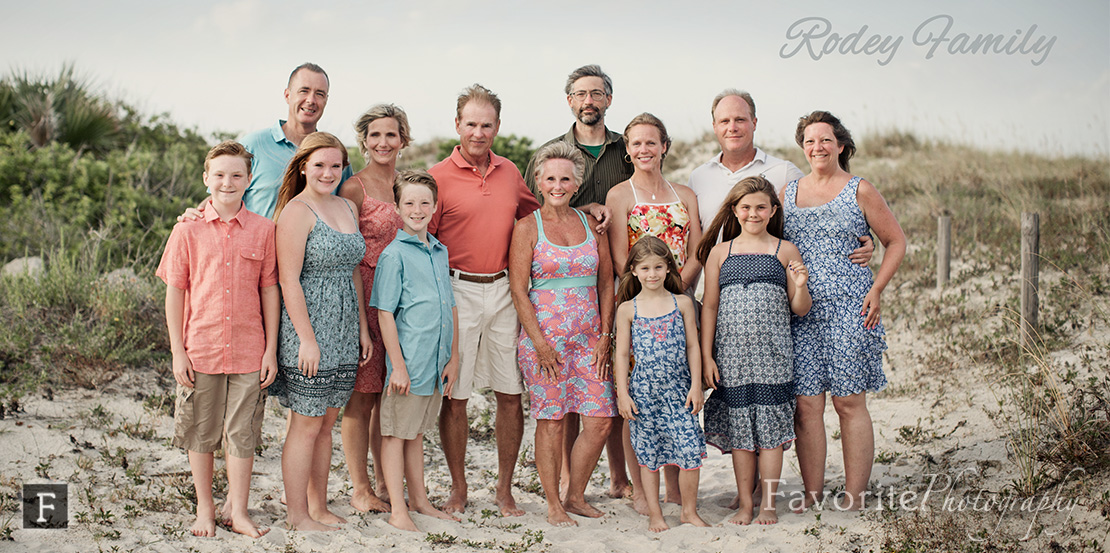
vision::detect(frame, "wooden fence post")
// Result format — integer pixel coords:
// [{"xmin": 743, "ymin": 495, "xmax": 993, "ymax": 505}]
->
[
  {"xmin": 937, "ymin": 216, "xmax": 951, "ymax": 288},
  {"xmin": 1020, "ymin": 212, "xmax": 1040, "ymax": 349}
]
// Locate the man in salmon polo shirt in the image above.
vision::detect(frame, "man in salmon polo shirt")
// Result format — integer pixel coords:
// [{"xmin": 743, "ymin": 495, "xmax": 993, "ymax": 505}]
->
[{"xmin": 428, "ymin": 84, "xmax": 540, "ymax": 517}]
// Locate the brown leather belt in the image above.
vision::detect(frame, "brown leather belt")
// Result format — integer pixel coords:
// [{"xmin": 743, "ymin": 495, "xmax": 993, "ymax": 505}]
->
[{"xmin": 449, "ymin": 269, "xmax": 508, "ymax": 284}]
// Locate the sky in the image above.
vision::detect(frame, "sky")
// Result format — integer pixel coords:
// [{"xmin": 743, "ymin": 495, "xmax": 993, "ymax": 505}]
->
[{"xmin": 2, "ymin": 0, "xmax": 1108, "ymax": 158}]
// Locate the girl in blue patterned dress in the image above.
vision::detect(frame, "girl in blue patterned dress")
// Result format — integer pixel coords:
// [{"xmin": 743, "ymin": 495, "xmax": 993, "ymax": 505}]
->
[
  {"xmin": 272, "ymin": 133, "xmax": 373, "ymax": 531},
  {"xmin": 613, "ymin": 236, "xmax": 708, "ymax": 532},
  {"xmin": 696, "ymin": 176, "xmax": 812, "ymax": 525},
  {"xmin": 784, "ymin": 111, "xmax": 905, "ymax": 512}
]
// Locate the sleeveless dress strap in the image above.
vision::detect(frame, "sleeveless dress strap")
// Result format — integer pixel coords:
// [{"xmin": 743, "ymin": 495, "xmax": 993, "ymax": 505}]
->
[
  {"xmin": 533, "ymin": 210, "xmax": 547, "ymax": 244},
  {"xmin": 669, "ymin": 293, "xmax": 678, "ymax": 310},
  {"xmin": 664, "ymin": 180, "xmax": 680, "ymax": 202},
  {"xmin": 290, "ymin": 198, "xmax": 320, "ymax": 218},
  {"xmin": 575, "ymin": 208, "xmax": 590, "ymax": 232},
  {"xmin": 633, "ymin": 297, "xmax": 638, "ymax": 317},
  {"xmin": 630, "ymin": 179, "xmax": 641, "ymax": 204},
  {"xmin": 728, "ymin": 239, "xmax": 735, "ymax": 255},
  {"xmin": 343, "ymin": 198, "xmax": 359, "ymax": 225},
  {"xmin": 774, "ymin": 238, "xmax": 782, "ymax": 255}
]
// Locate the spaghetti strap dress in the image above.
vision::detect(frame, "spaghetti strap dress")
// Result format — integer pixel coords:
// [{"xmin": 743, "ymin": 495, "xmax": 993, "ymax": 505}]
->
[
  {"xmin": 628, "ymin": 294, "xmax": 706, "ymax": 471},
  {"xmin": 703, "ymin": 239, "xmax": 796, "ymax": 452},
  {"xmin": 518, "ymin": 209, "xmax": 615, "ymax": 420},
  {"xmin": 271, "ymin": 199, "xmax": 367, "ymax": 416},
  {"xmin": 351, "ymin": 176, "xmax": 403, "ymax": 394},
  {"xmin": 783, "ymin": 176, "xmax": 887, "ymax": 398}
]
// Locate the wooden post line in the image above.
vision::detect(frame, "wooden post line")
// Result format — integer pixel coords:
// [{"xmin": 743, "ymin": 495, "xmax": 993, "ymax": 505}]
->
[
  {"xmin": 937, "ymin": 215, "xmax": 951, "ymax": 289},
  {"xmin": 1020, "ymin": 212, "xmax": 1040, "ymax": 349}
]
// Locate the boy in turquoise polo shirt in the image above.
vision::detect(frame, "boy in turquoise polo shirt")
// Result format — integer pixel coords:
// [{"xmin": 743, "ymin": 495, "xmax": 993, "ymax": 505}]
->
[{"xmin": 370, "ymin": 170, "xmax": 460, "ymax": 532}]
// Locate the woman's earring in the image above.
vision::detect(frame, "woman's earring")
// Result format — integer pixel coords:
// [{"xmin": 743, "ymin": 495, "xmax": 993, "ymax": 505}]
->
[{"xmin": 624, "ymin": 154, "xmax": 632, "ymax": 164}]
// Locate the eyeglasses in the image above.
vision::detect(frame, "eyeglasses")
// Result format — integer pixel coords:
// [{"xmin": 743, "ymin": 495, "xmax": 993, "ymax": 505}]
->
[{"xmin": 570, "ymin": 90, "xmax": 608, "ymax": 102}]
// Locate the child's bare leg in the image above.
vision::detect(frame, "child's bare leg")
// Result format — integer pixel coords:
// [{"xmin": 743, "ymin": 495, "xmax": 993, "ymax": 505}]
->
[
  {"xmin": 405, "ymin": 436, "xmax": 458, "ymax": 523},
  {"xmin": 535, "ymin": 419, "xmax": 574, "ymax": 526},
  {"xmin": 563, "ymin": 415, "xmax": 611, "ymax": 519},
  {"xmin": 188, "ymin": 451, "xmax": 217, "ymax": 537},
  {"xmin": 342, "ymin": 391, "xmax": 389, "ymax": 513},
  {"xmin": 283, "ymin": 412, "xmax": 337, "ymax": 531},
  {"xmin": 754, "ymin": 447, "xmax": 783, "ymax": 524},
  {"xmin": 623, "ymin": 421, "xmax": 648, "ymax": 515},
  {"xmin": 307, "ymin": 408, "xmax": 346, "ymax": 525},
  {"xmin": 370, "ymin": 403, "xmax": 386, "ymax": 498},
  {"xmin": 225, "ymin": 454, "xmax": 268, "ymax": 537},
  {"xmin": 382, "ymin": 435, "xmax": 418, "ymax": 531},
  {"xmin": 663, "ymin": 465, "xmax": 681, "ymax": 504},
  {"xmin": 728, "ymin": 450, "xmax": 756, "ymax": 525},
  {"xmin": 605, "ymin": 416, "xmax": 631, "ymax": 498},
  {"xmin": 640, "ymin": 466, "xmax": 667, "ymax": 532},
  {"xmin": 678, "ymin": 468, "xmax": 708, "ymax": 527},
  {"xmin": 280, "ymin": 411, "xmax": 291, "ymax": 505}
]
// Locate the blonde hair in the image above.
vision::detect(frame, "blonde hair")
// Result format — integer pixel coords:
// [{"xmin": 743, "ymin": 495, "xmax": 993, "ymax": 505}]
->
[
  {"xmin": 616, "ymin": 236, "xmax": 684, "ymax": 304},
  {"xmin": 353, "ymin": 104, "xmax": 411, "ymax": 161},
  {"xmin": 273, "ymin": 132, "xmax": 348, "ymax": 221},
  {"xmin": 696, "ymin": 176, "xmax": 782, "ymax": 265},
  {"xmin": 456, "ymin": 84, "xmax": 501, "ymax": 120}
]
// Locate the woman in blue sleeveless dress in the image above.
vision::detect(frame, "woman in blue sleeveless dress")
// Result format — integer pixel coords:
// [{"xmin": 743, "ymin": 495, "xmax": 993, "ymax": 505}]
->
[{"xmin": 783, "ymin": 111, "xmax": 905, "ymax": 511}]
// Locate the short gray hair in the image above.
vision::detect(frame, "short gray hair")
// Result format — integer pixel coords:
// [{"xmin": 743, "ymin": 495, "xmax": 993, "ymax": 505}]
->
[
  {"xmin": 711, "ymin": 89, "xmax": 756, "ymax": 120},
  {"xmin": 564, "ymin": 65, "xmax": 613, "ymax": 96},
  {"xmin": 532, "ymin": 142, "xmax": 585, "ymax": 186}
]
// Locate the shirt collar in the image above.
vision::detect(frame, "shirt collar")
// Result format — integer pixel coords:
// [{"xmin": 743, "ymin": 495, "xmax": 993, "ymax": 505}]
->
[
  {"xmin": 394, "ymin": 229, "xmax": 445, "ymax": 251},
  {"xmin": 564, "ymin": 124, "xmax": 621, "ymax": 147},
  {"xmin": 269, "ymin": 120, "xmax": 294, "ymax": 145},
  {"xmin": 203, "ymin": 200, "xmax": 246, "ymax": 226},
  {"xmin": 448, "ymin": 145, "xmax": 505, "ymax": 171},
  {"xmin": 713, "ymin": 147, "xmax": 768, "ymax": 172}
]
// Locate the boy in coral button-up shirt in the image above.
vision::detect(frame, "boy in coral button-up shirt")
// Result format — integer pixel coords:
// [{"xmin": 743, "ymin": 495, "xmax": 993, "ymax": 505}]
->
[{"xmin": 156, "ymin": 141, "xmax": 279, "ymax": 539}]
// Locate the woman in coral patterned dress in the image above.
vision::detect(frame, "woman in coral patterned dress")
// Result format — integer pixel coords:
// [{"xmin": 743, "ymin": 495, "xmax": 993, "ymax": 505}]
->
[
  {"xmin": 510, "ymin": 142, "xmax": 615, "ymax": 527},
  {"xmin": 337, "ymin": 104, "xmax": 408, "ymax": 513},
  {"xmin": 604, "ymin": 112, "xmax": 703, "ymax": 513}
]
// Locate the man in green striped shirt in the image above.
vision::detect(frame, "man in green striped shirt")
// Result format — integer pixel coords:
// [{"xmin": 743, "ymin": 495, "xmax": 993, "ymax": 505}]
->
[{"xmin": 525, "ymin": 65, "xmax": 633, "ymax": 234}]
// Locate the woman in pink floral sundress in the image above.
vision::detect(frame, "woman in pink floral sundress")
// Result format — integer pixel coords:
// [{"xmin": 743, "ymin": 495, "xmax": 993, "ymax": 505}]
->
[
  {"xmin": 337, "ymin": 104, "xmax": 408, "ymax": 514},
  {"xmin": 510, "ymin": 142, "xmax": 615, "ymax": 527}
]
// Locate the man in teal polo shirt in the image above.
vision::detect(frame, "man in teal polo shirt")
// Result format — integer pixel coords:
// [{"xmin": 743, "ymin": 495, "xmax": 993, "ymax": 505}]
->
[{"xmin": 239, "ymin": 62, "xmax": 350, "ymax": 218}]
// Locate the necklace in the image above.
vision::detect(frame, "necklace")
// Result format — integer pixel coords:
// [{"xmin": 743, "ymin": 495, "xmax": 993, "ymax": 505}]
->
[{"xmin": 631, "ymin": 177, "xmax": 662, "ymax": 201}]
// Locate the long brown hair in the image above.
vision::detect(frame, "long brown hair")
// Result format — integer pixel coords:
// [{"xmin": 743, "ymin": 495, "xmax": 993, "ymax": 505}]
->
[
  {"xmin": 273, "ymin": 132, "xmax": 348, "ymax": 221},
  {"xmin": 616, "ymin": 236, "xmax": 684, "ymax": 304},
  {"xmin": 695, "ymin": 176, "xmax": 783, "ymax": 266}
]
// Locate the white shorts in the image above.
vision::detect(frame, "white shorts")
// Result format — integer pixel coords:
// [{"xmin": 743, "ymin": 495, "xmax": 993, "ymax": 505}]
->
[{"xmin": 450, "ymin": 275, "xmax": 522, "ymax": 400}]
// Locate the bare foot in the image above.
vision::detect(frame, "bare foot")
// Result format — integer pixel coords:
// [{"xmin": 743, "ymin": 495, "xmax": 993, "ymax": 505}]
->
[
  {"xmin": 727, "ymin": 508, "xmax": 754, "ymax": 526},
  {"xmin": 442, "ymin": 489, "xmax": 468, "ymax": 514},
  {"xmin": 607, "ymin": 481, "xmax": 632, "ymax": 499},
  {"xmin": 310, "ymin": 508, "xmax": 347, "ymax": 525},
  {"xmin": 558, "ymin": 479, "xmax": 570, "ymax": 503},
  {"xmin": 680, "ymin": 511, "xmax": 709, "ymax": 527},
  {"xmin": 287, "ymin": 517, "xmax": 339, "ymax": 532},
  {"xmin": 191, "ymin": 515, "xmax": 216, "ymax": 537},
  {"xmin": 792, "ymin": 493, "xmax": 819, "ymax": 514},
  {"xmin": 546, "ymin": 508, "xmax": 577, "ymax": 527},
  {"xmin": 415, "ymin": 502, "xmax": 460, "ymax": 522},
  {"xmin": 837, "ymin": 492, "xmax": 865, "ymax": 511},
  {"xmin": 726, "ymin": 493, "xmax": 741, "ymax": 510},
  {"xmin": 496, "ymin": 492, "xmax": 525, "ymax": 517},
  {"xmin": 664, "ymin": 491, "xmax": 682, "ymax": 505},
  {"xmin": 387, "ymin": 512, "xmax": 419, "ymax": 532},
  {"xmin": 563, "ymin": 499, "xmax": 604, "ymax": 518},
  {"xmin": 647, "ymin": 513, "xmax": 669, "ymax": 532},
  {"xmin": 280, "ymin": 491, "xmax": 287, "ymax": 506},
  {"xmin": 631, "ymin": 492, "xmax": 650, "ymax": 516},
  {"xmin": 350, "ymin": 489, "xmax": 390, "ymax": 513},
  {"xmin": 754, "ymin": 508, "xmax": 778, "ymax": 525},
  {"xmin": 229, "ymin": 513, "xmax": 270, "ymax": 538}
]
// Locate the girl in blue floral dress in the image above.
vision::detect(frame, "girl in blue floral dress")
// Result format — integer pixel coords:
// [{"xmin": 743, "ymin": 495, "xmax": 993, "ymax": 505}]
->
[
  {"xmin": 696, "ymin": 176, "xmax": 812, "ymax": 525},
  {"xmin": 613, "ymin": 236, "xmax": 708, "ymax": 532}
]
